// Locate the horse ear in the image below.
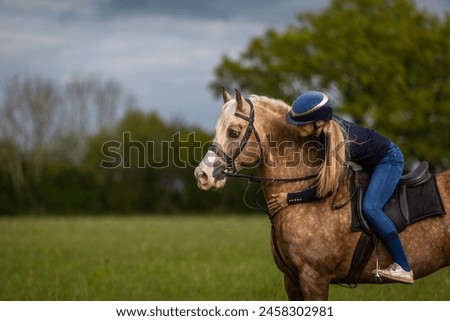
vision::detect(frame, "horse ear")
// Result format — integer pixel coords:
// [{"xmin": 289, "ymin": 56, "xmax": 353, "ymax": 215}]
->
[
  {"xmin": 222, "ymin": 88, "xmax": 232, "ymax": 103},
  {"xmin": 235, "ymin": 89, "xmax": 245, "ymax": 113}
]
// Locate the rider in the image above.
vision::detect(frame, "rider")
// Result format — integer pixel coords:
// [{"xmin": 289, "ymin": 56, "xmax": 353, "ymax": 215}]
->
[{"xmin": 268, "ymin": 90, "xmax": 414, "ymax": 284}]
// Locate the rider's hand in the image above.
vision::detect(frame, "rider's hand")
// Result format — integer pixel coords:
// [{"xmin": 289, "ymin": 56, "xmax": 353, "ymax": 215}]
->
[{"xmin": 267, "ymin": 193, "xmax": 288, "ymax": 214}]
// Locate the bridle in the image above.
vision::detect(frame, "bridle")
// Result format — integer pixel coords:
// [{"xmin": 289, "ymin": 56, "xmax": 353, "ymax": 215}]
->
[
  {"xmin": 208, "ymin": 98, "xmax": 262, "ymax": 174},
  {"xmin": 208, "ymin": 97, "xmax": 318, "ymax": 184}
]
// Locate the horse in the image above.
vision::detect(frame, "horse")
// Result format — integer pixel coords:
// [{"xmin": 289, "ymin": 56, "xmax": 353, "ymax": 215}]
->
[{"xmin": 194, "ymin": 89, "xmax": 450, "ymax": 300}]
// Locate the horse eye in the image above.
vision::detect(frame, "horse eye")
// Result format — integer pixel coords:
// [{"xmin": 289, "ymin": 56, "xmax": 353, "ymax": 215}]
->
[{"xmin": 228, "ymin": 130, "xmax": 240, "ymax": 138}]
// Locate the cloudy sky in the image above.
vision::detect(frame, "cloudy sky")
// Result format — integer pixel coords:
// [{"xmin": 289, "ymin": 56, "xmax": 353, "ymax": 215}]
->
[{"xmin": 1, "ymin": 0, "xmax": 449, "ymax": 131}]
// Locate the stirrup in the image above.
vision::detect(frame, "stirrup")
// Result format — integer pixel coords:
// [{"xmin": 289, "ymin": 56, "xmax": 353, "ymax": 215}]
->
[{"xmin": 372, "ymin": 235, "xmax": 382, "ymax": 283}]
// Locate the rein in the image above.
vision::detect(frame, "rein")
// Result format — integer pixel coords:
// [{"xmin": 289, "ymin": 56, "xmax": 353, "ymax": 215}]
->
[
  {"xmin": 209, "ymin": 96, "xmax": 321, "ymax": 221},
  {"xmin": 211, "ymin": 96, "xmax": 356, "ymax": 217},
  {"xmin": 223, "ymin": 170, "xmax": 318, "ymax": 183},
  {"xmin": 211, "ymin": 97, "xmax": 318, "ymax": 185}
]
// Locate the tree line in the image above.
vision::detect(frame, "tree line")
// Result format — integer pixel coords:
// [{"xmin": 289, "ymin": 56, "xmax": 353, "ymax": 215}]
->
[
  {"xmin": 211, "ymin": 0, "xmax": 449, "ymax": 170},
  {"xmin": 1, "ymin": 0, "xmax": 448, "ymax": 214},
  {"xmin": 0, "ymin": 75, "xmax": 251, "ymax": 215}
]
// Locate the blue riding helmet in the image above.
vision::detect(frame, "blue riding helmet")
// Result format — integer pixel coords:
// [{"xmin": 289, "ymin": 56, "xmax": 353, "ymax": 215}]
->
[{"xmin": 286, "ymin": 91, "xmax": 333, "ymax": 125}]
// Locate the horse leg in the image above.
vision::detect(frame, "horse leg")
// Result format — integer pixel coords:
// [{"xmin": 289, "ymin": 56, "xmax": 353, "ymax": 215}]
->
[
  {"xmin": 284, "ymin": 274, "xmax": 304, "ymax": 300},
  {"xmin": 271, "ymin": 227, "xmax": 305, "ymax": 300},
  {"xmin": 297, "ymin": 265, "xmax": 331, "ymax": 301}
]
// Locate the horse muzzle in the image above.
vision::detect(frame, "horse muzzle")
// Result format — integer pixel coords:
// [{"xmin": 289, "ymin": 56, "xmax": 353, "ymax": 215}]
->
[
  {"xmin": 194, "ymin": 151, "xmax": 227, "ymax": 190},
  {"xmin": 194, "ymin": 166, "xmax": 227, "ymax": 190}
]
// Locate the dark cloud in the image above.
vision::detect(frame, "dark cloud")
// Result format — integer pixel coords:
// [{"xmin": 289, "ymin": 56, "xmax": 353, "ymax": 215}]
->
[
  {"xmin": 96, "ymin": 0, "xmax": 325, "ymax": 26},
  {"xmin": 1, "ymin": 0, "xmax": 449, "ymax": 131},
  {"xmin": 99, "ymin": 0, "xmax": 270, "ymax": 19}
]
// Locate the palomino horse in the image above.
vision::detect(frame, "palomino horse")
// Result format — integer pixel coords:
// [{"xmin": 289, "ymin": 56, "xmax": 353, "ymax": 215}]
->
[{"xmin": 194, "ymin": 89, "xmax": 450, "ymax": 300}]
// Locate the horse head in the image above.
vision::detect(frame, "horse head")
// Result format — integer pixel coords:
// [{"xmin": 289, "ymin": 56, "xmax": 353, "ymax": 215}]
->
[{"xmin": 194, "ymin": 89, "xmax": 263, "ymax": 190}]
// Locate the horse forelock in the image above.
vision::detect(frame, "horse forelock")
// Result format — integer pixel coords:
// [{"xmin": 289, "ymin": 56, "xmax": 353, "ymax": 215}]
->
[{"xmin": 221, "ymin": 100, "xmax": 236, "ymax": 115}]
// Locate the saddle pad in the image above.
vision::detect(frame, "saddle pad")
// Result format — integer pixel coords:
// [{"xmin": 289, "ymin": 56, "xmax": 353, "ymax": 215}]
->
[
  {"xmin": 351, "ymin": 174, "xmax": 446, "ymax": 233},
  {"xmin": 407, "ymin": 176, "xmax": 446, "ymax": 223}
]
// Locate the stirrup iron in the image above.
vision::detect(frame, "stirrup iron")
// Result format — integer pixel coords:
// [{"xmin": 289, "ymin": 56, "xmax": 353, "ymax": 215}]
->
[{"xmin": 373, "ymin": 235, "xmax": 383, "ymax": 283}]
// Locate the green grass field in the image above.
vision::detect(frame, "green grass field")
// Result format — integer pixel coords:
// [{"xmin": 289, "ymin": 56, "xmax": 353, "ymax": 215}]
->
[{"xmin": 0, "ymin": 215, "xmax": 448, "ymax": 300}]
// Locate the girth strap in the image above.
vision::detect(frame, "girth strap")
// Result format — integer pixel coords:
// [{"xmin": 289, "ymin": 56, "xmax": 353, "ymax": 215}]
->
[{"xmin": 340, "ymin": 232, "xmax": 374, "ymax": 286}]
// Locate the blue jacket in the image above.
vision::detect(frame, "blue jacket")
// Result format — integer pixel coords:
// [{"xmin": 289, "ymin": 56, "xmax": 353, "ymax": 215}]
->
[
  {"xmin": 286, "ymin": 117, "xmax": 390, "ymax": 205},
  {"xmin": 334, "ymin": 116, "xmax": 390, "ymax": 168}
]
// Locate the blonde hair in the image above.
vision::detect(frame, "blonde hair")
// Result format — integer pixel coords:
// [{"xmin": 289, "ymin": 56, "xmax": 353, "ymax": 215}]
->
[{"xmin": 315, "ymin": 119, "xmax": 348, "ymax": 197}]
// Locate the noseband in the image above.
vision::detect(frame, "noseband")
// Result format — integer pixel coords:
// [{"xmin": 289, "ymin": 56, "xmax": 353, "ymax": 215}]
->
[{"xmin": 209, "ymin": 98, "xmax": 263, "ymax": 174}]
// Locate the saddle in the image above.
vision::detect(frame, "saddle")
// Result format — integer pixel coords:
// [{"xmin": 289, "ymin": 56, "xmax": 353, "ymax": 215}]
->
[
  {"xmin": 343, "ymin": 161, "xmax": 446, "ymax": 285},
  {"xmin": 351, "ymin": 161, "xmax": 444, "ymax": 233}
]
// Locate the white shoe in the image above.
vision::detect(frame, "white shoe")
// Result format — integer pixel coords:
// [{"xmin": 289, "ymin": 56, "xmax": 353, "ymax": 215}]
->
[{"xmin": 372, "ymin": 263, "xmax": 414, "ymax": 284}]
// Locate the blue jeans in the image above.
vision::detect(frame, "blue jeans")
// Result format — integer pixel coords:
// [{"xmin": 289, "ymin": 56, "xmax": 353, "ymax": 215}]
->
[{"xmin": 362, "ymin": 142, "xmax": 411, "ymax": 271}]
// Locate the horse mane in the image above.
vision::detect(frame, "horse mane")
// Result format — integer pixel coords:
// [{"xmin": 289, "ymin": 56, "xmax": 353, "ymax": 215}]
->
[
  {"xmin": 250, "ymin": 93, "xmax": 325, "ymax": 186},
  {"xmin": 249, "ymin": 94, "xmax": 290, "ymax": 113},
  {"xmin": 250, "ymin": 94, "xmax": 346, "ymax": 197},
  {"xmin": 249, "ymin": 94, "xmax": 300, "ymax": 140}
]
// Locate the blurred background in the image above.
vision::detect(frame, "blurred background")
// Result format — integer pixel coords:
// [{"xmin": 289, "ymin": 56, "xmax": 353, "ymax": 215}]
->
[{"xmin": 0, "ymin": 0, "xmax": 448, "ymax": 215}]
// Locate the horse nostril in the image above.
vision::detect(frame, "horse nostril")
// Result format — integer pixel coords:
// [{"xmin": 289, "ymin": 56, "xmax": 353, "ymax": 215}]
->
[{"xmin": 197, "ymin": 171, "xmax": 209, "ymax": 185}]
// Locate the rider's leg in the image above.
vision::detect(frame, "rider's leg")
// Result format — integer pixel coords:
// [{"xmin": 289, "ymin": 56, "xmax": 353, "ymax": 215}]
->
[{"xmin": 362, "ymin": 143, "xmax": 411, "ymax": 272}]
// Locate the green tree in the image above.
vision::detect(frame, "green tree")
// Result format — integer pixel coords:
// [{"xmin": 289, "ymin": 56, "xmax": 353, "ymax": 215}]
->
[
  {"xmin": 85, "ymin": 108, "xmax": 242, "ymax": 214},
  {"xmin": 211, "ymin": 0, "xmax": 450, "ymax": 170}
]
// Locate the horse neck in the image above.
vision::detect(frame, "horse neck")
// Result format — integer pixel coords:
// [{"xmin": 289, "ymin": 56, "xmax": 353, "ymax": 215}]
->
[{"xmin": 252, "ymin": 96, "xmax": 320, "ymax": 189}]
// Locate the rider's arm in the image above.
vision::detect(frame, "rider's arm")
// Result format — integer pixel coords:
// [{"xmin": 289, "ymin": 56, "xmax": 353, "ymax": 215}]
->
[{"xmin": 287, "ymin": 186, "xmax": 331, "ymax": 204}]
